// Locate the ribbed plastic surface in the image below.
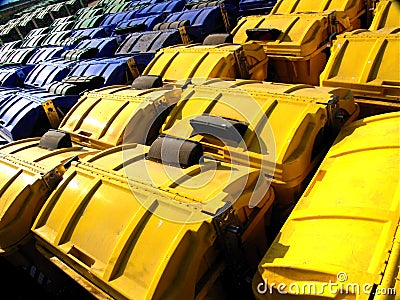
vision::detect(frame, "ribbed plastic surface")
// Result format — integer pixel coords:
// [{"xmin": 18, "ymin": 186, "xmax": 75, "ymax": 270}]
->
[
  {"xmin": 58, "ymin": 85, "xmax": 182, "ymax": 148},
  {"xmin": 116, "ymin": 30, "xmax": 182, "ymax": 54},
  {"xmin": 32, "ymin": 142, "xmax": 274, "ymax": 299},
  {"xmin": 253, "ymin": 112, "xmax": 400, "ymax": 299},
  {"xmin": 0, "ymin": 154, "xmax": 64, "ymax": 254},
  {"xmin": 320, "ymin": 29, "xmax": 400, "ymax": 102},
  {"xmin": 159, "ymin": 80, "xmax": 358, "ymax": 206},
  {"xmin": 143, "ymin": 43, "xmax": 268, "ymax": 81}
]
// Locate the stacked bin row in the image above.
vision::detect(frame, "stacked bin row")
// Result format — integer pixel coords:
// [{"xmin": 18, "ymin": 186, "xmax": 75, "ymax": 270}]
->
[
  {"xmin": 230, "ymin": 0, "xmax": 370, "ymax": 85},
  {"xmin": 0, "ymin": 79, "xmax": 358, "ymax": 298},
  {"xmin": 0, "ymin": 0, "xmax": 249, "ymax": 144},
  {"xmin": 251, "ymin": 0, "xmax": 400, "ymax": 299},
  {"xmin": 0, "ymin": 0, "xmax": 398, "ymax": 299},
  {"xmin": 320, "ymin": 0, "xmax": 400, "ymax": 116},
  {"xmin": 254, "ymin": 111, "xmax": 400, "ymax": 299}
]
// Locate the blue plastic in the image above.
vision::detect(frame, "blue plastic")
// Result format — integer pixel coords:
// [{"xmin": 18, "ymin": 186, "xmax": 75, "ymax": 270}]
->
[
  {"xmin": 0, "ymin": 91, "xmax": 16, "ymax": 144},
  {"xmin": 135, "ymin": 0, "xmax": 186, "ymax": 18},
  {"xmin": 114, "ymin": 14, "xmax": 164, "ymax": 33},
  {"xmin": 100, "ymin": 10, "xmax": 138, "ymax": 33},
  {"xmin": 59, "ymin": 28, "xmax": 108, "ymax": 48},
  {"xmin": 0, "ymin": 87, "xmax": 21, "ymax": 98},
  {"xmin": 161, "ymin": 6, "xmax": 225, "ymax": 42},
  {"xmin": 115, "ymin": 29, "xmax": 182, "ymax": 54},
  {"xmin": 73, "ymin": 37, "xmax": 119, "ymax": 58},
  {"xmin": 130, "ymin": 52, "xmax": 155, "ymax": 72},
  {"xmin": 71, "ymin": 27, "xmax": 108, "ymax": 39},
  {"xmin": 26, "ymin": 47, "xmax": 65, "ymax": 65},
  {"xmin": 0, "ymin": 89, "xmax": 78, "ymax": 143},
  {"xmin": 66, "ymin": 57, "xmax": 134, "ymax": 86},
  {"xmin": 0, "ymin": 65, "xmax": 34, "ymax": 87},
  {"xmin": 24, "ymin": 59, "xmax": 77, "ymax": 89},
  {"xmin": 238, "ymin": 0, "xmax": 276, "ymax": 15}
]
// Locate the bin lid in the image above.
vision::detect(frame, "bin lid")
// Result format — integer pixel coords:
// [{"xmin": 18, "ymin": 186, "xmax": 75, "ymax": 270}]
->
[
  {"xmin": 26, "ymin": 47, "xmax": 64, "ymax": 65},
  {"xmin": 143, "ymin": 43, "xmax": 268, "ymax": 81},
  {"xmin": 58, "ymin": 85, "xmax": 182, "ymax": 149},
  {"xmin": 320, "ymin": 29, "xmax": 400, "ymax": 102},
  {"xmin": 270, "ymin": 0, "xmax": 366, "ymax": 22},
  {"xmin": 0, "ymin": 137, "xmax": 97, "ymax": 166},
  {"xmin": 32, "ymin": 142, "xmax": 273, "ymax": 299},
  {"xmin": 116, "ymin": 29, "xmax": 182, "ymax": 54},
  {"xmin": 369, "ymin": 0, "xmax": 400, "ymax": 30},
  {"xmin": 134, "ymin": 0, "xmax": 186, "ymax": 18},
  {"xmin": 42, "ymin": 30, "xmax": 73, "ymax": 47},
  {"xmin": 232, "ymin": 12, "xmax": 352, "ymax": 57},
  {"xmin": 0, "ymin": 90, "xmax": 78, "ymax": 141},
  {"xmin": 254, "ymin": 112, "xmax": 400, "ymax": 298},
  {"xmin": 159, "ymin": 80, "xmax": 358, "ymax": 184},
  {"xmin": 24, "ymin": 59, "xmax": 77, "ymax": 88},
  {"xmin": 0, "ymin": 154, "xmax": 65, "ymax": 254}
]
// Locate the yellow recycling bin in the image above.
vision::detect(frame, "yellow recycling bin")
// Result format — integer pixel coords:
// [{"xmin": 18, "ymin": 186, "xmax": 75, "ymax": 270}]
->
[
  {"xmin": 231, "ymin": 12, "xmax": 352, "ymax": 85},
  {"xmin": 253, "ymin": 112, "xmax": 400, "ymax": 299},
  {"xmin": 32, "ymin": 143, "xmax": 275, "ymax": 299},
  {"xmin": 0, "ymin": 154, "xmax": 64, "ymax": 254},
  {"xmin": 270, "ymin": 0, "xmax": 368, "ymax": 28},
  {"xmin": 0, "ymin": 85, "xmax": 182, "ymax": 256},
  {"xmin": 142, "ymin": 43, "xmax": 268, "ymax": 82},
  {"xmin": 58, "ymin": 85, "xmax": 182, "ymax": 148},
  {"xmin": 320, "ymin": 28, "xmax": 400, "ymax": 114},
  {"xmin": 0, "ymin": 137, "xmax": 92, "ymax": 168},
  {"xmin": 159, "ymin": 80, "xmax": 358, "ymax": 207},
  {"xmin": 0, "ymin": 85, "xmax": 182, "ymax": 164},
  {"xmin": 369, "ymin": 0, "xmax": 400, "ymax": 30}
]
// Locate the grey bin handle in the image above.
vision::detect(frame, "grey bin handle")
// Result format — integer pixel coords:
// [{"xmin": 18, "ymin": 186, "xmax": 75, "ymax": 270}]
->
[
  {"xmin": 147, "ymin": 135, "xmax": 203, "ymax": 168},
  {"xmin": 189, "ymin": 115, "xmax": 249, "ymax": 145}
]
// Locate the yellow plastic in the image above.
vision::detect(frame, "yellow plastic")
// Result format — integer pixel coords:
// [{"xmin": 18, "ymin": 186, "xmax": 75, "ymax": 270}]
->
[
  {"xmin": 0, "ymin": 138, "xmax": 94, "ymax": 167},
  {"xmin": 0, "ymin": 86, "xmax": 182, "ymax": 255},
  {"xmin": 143, "ymin": 43, "xmax": 268, "ymax": 81},
  {"xmin": 253, "ymin": 112, "xmax": 400, "ymax": 299},
  {"xmin": 0, "ymin": 154, "xmax": 64, "ymax": 254},
  {"xmin": 0, "ymin": 85, "xmax": 182, "ymax": 165},
  {"xmin": 232, "ymin": 13, "xmax": 352, "ymax": 55},
  {"xmin": 32, "ymin": 145, "xmax": 275, "ymax": 300},
  {"xmin": 320, "ymin": 29, "xmax": 400, "ymax": 104},
  {"xmin": 58, "ymin": 85, "xmax": 182, "ymax": 149},
  {"xmin": 369, "ymin": 0, "xmax": 400, "ymax": 30},
  {"xmin": 270, "ymin": 0, "xmax": 367, "ymax": 25},
  {"xmin": 160, "ymin": 80, "xmax": 359, "ymax": 206},
  {"xmin": 0, "ymin": 137, "xmax": 92, "ymax": 256},
  {"xmin": 231, "ymin": 13, "xmax": 352, "ymax": 85}
]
